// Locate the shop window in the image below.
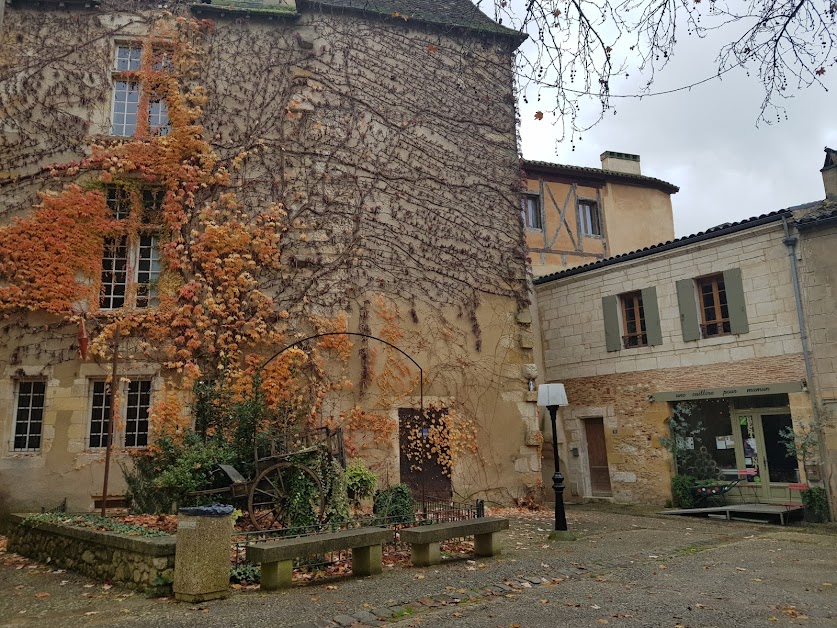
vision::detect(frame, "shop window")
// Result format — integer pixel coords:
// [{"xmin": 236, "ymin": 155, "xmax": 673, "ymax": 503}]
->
[
  {"xmin": 669, "ymin": 400, "xmax": 736, "ymax": 478},
  {"xmin": 521, "ymin": 194, "xmax": 542, "ymax": 230},
  {"xmin": 578, "ymin": 200, "xmax": 601, "ymax": 237},
  {"xmin": 13, "ymin": 380, "xmax": 46, "ymax": 452},
  {"xmin": 89, "ymin": 379, "xmax": 152, "ymax": 449}
]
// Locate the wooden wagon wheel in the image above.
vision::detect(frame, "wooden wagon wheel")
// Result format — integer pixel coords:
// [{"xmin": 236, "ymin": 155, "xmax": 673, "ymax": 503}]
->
[{"xmin": 248, "ymin": 462, "xmax": 325, "ymax": 531}]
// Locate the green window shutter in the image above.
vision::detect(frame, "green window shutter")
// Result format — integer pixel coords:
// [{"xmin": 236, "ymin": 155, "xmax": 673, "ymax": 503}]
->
[
  {"xmin": 602, "ymin": 295, "xmax": 621, "ymax": 352},
  {"xmin": 723, "ymin": 267, "xmax": 750, "ymax": 335},
  {"xmin": 675, "ymin": 279, "xmax": 701, "ymax": 342},
  {"xmin": 641, "ymin": 286, "xmax": 663, "ymax": 346}
]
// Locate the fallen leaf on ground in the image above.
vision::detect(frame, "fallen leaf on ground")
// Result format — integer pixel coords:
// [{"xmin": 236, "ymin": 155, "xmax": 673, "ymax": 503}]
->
[{"xmin": 34, "ymin": 592, "xmax": 50, "ymax": 598}]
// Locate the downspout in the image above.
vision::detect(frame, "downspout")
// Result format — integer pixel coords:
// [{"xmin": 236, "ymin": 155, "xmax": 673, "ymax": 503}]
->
[
  {"xmin": 781, "ymin": 215, "xmax": 831, "ymax": 510},
  {"xmin": 782, "ymin": 216, "xmax": 816, "ymax": 400}
]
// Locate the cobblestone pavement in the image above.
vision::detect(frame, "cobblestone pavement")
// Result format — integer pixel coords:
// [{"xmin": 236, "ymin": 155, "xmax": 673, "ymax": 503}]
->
[{"xmin": 2, "ymin": 505, "xmax": 835, "ymax": 628}]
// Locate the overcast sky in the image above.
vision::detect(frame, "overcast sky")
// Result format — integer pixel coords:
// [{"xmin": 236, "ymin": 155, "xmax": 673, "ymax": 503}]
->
[{"xmin": 515, "ymin": 24, "xmax": 836, "ymax": 238}]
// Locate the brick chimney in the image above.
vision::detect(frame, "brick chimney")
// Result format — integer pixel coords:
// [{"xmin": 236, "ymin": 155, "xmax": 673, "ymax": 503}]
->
[
  {"xmin": 822, "ymin": 147, "xmax": 837, "ymax": 200},
  {"xmin": 600, "ymin": 151, "xmax": 641, "ymax": 175}
]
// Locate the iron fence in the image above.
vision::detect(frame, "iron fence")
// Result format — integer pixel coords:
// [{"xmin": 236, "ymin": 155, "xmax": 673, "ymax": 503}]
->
[{"xmin": 230, "ymin": 498, "xmax": 484, "ymax": 576}]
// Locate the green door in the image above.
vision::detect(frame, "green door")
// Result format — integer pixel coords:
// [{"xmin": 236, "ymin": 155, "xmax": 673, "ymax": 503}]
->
[{"xmin": 733, "ymin": 411, "xmax": 799, "ymax": 502}]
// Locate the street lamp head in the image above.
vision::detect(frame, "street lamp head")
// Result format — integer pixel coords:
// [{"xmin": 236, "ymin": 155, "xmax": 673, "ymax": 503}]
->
[{"xmin": 537, "ymin": 383, "xmax": 569, "ymax": 408}]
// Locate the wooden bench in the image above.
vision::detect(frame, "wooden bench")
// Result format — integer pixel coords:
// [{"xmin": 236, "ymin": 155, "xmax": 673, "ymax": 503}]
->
[
  {"xmin": 399, "ymin": 517, "xmax": 509, "ymax": 567},
  {"xmin": 246, "ymin": 526, "xmax": 393, "ymax": 591}
]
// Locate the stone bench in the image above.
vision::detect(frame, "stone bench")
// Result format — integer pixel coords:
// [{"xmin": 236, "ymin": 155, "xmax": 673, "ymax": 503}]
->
[
  {"xmin": 246, "ymin": 526, "xmax": 393, "ymax": 591},
  {"xmin": 399, "ymin": 517, "xmax": 509, "ymax": 567}
]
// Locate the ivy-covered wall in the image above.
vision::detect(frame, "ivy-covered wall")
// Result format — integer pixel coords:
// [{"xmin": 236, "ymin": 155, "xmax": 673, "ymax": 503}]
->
[{"xmin": 0, "ymin": 2, "xmax": 539, "ymax": 513}]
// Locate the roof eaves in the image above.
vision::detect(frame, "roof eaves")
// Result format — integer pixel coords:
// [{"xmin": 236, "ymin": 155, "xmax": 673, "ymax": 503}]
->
[
  {"xmin": 299, "ymin": 0, "xmax": 527, "ymax": 46},
  {"xmin": 521, "ymin": 159, "xmax": 679, "ymax": 194},
  {"xmin": 533, "ymin": 202, "xmax": 821, "ymax": 285}
]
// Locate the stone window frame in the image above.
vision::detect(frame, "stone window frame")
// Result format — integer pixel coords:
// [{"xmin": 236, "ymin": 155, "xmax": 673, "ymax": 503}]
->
[
  {"xmin": 11, "ymin": 379, "xmax": 47, "ymax": 453},
  {"xmin": 99, "ymin": 186, "xmax": 164, "ymax": 311},
  {"xmin": 696, "ymin": 273, "xmax": 732, "ymax": 338},
  {"xmin": 109, "ymin": 42, "xmax": 171, "ymax": 138},
  {"xmin": 620, "ymin": 291, "xmax": 648, "ymax": 348},
  {"xmin": 86, "ymin": 377, "xmax": 154, "ymax": 450}
]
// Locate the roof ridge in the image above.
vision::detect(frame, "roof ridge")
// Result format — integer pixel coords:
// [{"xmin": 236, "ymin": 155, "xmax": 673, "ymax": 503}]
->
[{"xmin": 521, "ymin": 158, "xmax": 679, "ymax": 193}]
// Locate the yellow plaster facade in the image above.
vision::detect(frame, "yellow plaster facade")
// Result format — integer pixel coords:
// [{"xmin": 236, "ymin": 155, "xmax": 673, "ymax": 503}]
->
[{"xmin": 522, "ymin": 152, "xmax": 678, "ymax": 277}]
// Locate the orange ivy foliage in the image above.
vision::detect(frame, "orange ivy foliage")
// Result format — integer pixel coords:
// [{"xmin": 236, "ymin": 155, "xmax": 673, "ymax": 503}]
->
[{"xmin": 0, "ymin": 15, "xmax": 477, "ymax": 476}]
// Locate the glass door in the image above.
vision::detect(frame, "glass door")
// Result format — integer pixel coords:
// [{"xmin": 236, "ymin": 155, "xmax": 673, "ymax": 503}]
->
[
  {"xmin": 759, "ymin": 412, "xmax": 799, "ymax": 500},
  {"xmin": 732, "ymin": 410, "xmax": 799, "ymax": 502},
  {"xmin": 736, "ymin": 413, "xmax": 764, "ymax": 499}
]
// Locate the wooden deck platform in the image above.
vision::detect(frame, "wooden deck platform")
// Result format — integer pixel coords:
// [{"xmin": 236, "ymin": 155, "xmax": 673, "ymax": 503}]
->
[{"xmin": 661, "ymin": 503, "xmax": 804, "ymax": 526}]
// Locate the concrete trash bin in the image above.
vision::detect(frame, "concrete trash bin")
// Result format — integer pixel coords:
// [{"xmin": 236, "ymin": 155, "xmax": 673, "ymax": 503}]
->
[{"xmin": 173, "ymin": 504, "xmax": 233, "ymax": 602}]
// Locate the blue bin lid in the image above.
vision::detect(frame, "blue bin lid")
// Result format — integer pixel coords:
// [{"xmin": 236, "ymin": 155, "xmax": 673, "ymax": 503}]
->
[{"xmin": 178, "ymin": 504, "xmax": 234, "ymax": 517}]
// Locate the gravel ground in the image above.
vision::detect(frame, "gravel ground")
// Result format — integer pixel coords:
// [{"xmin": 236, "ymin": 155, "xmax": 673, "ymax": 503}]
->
[{"xmin": 1, "ymin": 505, "xmax": 835, "ymax": 628}]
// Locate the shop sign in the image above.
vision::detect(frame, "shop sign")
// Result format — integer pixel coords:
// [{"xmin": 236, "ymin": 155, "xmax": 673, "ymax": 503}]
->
[{"xmin": 651, "ymin": 381, "xmax": 804, "ymax": 402}]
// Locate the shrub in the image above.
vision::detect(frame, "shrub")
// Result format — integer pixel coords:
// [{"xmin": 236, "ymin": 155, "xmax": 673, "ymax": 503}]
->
[
  {"xmin": 122, "ymin": 432, "xmax": 236, "ymax": 514},
  {"xmin": 801, "ymin": 486, "xmax": 830, "ymax": 523},
  {"xmin": 373, "ymin": 483, "xmax": 415, "ymax": 523},
  {"xmin": 230, "ymin": 564, "xmax": 261, "ymax": 584},
  {"xmin": 670, "ymin": 474, "xmax": 697, "ymax": 509},
  {"xmin": 345, "ymin": 463, "xmax": 377, "ymax": 507}
]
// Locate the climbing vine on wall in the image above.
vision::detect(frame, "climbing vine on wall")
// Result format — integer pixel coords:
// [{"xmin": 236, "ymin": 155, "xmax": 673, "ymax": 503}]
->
[{"xmin": 0, "ymin": 4, "xmax": 531, "ymax": 497}]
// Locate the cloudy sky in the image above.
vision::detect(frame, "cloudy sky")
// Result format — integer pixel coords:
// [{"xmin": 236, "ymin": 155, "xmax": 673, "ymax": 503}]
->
[{"xmin": 515, "ymin": 21, "xmax": 836, "ymax": 238}]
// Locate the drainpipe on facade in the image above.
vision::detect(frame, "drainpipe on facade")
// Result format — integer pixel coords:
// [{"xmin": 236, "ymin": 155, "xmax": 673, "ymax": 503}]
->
[{"xmin": 782, "ymin": 216, "xmax": 830, "ymax": 503}]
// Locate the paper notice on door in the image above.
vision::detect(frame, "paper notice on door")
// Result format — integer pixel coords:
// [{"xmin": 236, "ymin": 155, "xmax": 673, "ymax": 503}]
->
[
  {"xmin": 724, "ymin": 435, "xmax": 734, "ymax": 448},
  {"xmin": 716, "ymin": 436, "xmax": 727, "ymax": 450}
]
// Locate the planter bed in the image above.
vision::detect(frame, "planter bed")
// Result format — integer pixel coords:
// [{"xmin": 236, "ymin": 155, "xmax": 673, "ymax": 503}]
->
[{"xmin": 7, "ymin": 513, "xmax": 175, "ymax": 592}]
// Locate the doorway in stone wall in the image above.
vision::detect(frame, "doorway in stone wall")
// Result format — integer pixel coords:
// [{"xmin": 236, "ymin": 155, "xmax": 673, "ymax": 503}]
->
[
  {"xmin": 584, "ymin": 417, "xmax": 612, "ymax": 496},
  {"xmin": 398, "ymin": 407, "xmax": 452, "ymax": 501}
]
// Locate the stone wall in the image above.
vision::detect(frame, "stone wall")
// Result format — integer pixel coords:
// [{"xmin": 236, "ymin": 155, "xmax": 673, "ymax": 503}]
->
[
  {"xmin": 797, "ymin": 220, "xmax": 837, "ymax": 516},
  {"xmin": 556, "ymin": 356, "xmax": 810, "ymax": 503},
  {"xmin": 537, "ymin": 222, "xmax": 802, "ymax": 382},
  {"xmin": 534, "ymin": 220, "xmax": 813, "ymax": 504},
  {"xmin": 7, "ymin": 515, "xmax": 175, "ymax": 591}
]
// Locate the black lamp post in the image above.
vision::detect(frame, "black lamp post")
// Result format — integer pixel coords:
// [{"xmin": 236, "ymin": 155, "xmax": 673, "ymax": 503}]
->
[{"xmin": 537, "ymin": 383, "xmax": 574, "ymax": 540}]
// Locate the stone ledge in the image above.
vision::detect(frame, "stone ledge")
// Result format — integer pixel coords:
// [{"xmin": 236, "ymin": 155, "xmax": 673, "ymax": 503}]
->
[{"xmin": 9, "ymin": 514, "xmax": 176, "ymax": 556}]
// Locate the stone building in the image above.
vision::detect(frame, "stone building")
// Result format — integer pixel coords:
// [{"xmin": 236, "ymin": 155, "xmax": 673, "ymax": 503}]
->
[
  {"xmin": 521, "ymin": 152, "xmax": 679, "ymax": 277},
  {"xmin": 0, "ymin": 0, "xmax": 541, "ymax": 513},
  {"xmin": 534, "ymin": 176, "xmax": 835, "ymax": 511}
]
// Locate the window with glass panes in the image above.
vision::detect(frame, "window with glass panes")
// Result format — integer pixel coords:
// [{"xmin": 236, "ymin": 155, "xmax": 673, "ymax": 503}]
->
[
  {"xmin": 110, "ymin": 44, "xmax": 169, "ymax": 137},
  {"xmin": 89, "ymin": 381, "xmax": 112, "ymax": 448},
  {"xmin": 89, "ymin": 379, "xmax": 151, "ymax": 449},
  {"xmin": 100, "ymin": 236, "xmax": 129, "ymax": 309},
  {"xmin": 13, "ymin": 381, "xmax": 46, "ymax": 452},
  {"xmin": 100, "ymin": 187, "xmax": 162, "ymax": 310},
  {"xmin": 697, "ymin": 274, "xmax": 731, "ymax": 337},
  {"xmin": 620, "ymin": 292, "xmax": 647, "ymax": 347},
  {"xmin": 125, "ymin": 380, "xmax": 151, "ymax": 447},
  {"xmin": 578, "ymin": 200, "xmax": 602, "ymax": 236},
  {"xmin": 521, "ymin": 194, "xmax": 542, "ymax": 229}
]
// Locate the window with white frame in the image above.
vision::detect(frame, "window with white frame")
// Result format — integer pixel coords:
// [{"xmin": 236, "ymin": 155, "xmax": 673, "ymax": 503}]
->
[
  {"xmin": 110, "ymin": 44, "xmax": 170, "ymax": 137},
  {"xmin": 100, "ymin": 186, "xmax": 162, "ymax": 310},
  {"xmin": 12, "ymin": 380, "xmax": 46, "ymax": 452},
  {"xmin": 89, "ymin": 379, "xmax": 152, "ymax": 449}
]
